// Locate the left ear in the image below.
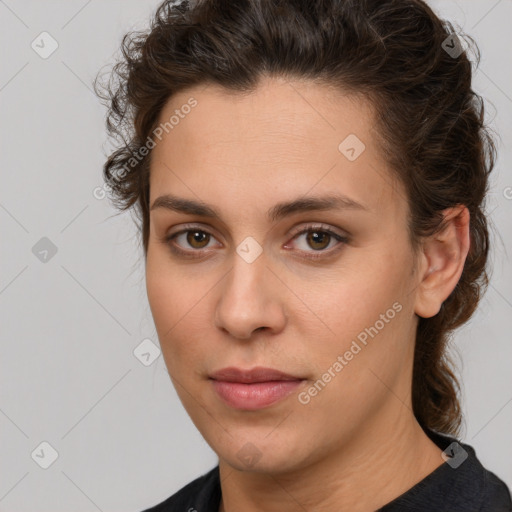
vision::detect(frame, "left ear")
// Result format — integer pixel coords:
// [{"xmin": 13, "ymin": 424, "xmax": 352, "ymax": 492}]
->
[{"xmin": 414, "ymin": 204, "xmax": 471, "ymax": 319}]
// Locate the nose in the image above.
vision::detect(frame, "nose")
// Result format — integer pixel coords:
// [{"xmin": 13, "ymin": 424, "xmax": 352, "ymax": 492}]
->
[{"xmin": 214, "ymin": 253, "xmax": 287, "ymax": 340}]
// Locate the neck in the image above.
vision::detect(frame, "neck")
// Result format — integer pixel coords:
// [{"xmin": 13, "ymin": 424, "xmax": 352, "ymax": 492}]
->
[{"xmin": 217, "ymin": 408, "xmax": 444, "ymax": 512}]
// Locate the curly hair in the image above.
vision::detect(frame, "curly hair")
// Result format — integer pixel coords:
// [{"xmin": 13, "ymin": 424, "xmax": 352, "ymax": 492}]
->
[{"xmin": 94, "ymin": 0, "xmax": 497, "ymax": 437}]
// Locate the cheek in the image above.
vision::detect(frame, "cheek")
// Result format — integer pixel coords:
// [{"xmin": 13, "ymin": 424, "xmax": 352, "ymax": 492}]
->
[
  {"xmin": 146, "ymin": 252, "xmax": 190, "ymax": 352},
  {"xmin": 145, "ymin": 248, "xmax": 219, "ymax": 374},
  {"xmin": 146, "ymin": 242, "xmax": 197, "ymax": 321},
  {"xmin": 312, "ymin": 256, "xmax": 409, "ymax": 337},
  {"xmin": 296, "ymin": 296, "xmax": 411, "ymax": 446},
  {"xmin": 300, "ymin": 246, "xmax": 414, "ymax": 383}
]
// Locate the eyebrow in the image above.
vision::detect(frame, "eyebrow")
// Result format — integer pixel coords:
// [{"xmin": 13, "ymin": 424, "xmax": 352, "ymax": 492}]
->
[{"xmin": 150, "ymin": 193, "xmax": 369, "ymax": 222}]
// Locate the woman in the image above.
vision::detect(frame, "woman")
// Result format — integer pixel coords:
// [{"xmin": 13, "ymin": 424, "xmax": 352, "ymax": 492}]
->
[{"xmin": 95, "ymin": 0, "xmax": 512, "ymax": 510}]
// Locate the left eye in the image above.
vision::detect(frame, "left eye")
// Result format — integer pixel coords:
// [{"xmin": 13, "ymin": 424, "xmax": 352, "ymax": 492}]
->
[
  {"xmin": 285, "ymin": 226, "xmax": 348, "ymax": 258},
  {"xmin": 294, "ymin": 229, "xmax": 344, "ymax": 251}
]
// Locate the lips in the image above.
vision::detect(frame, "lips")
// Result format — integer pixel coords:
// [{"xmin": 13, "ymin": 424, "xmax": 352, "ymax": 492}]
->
[
  {"xmin": 209, "ymin": 366, "xmax": 303, "ymax": 383},
  {"xmin": 209, "ymin": 366, "xmax": 305, "ymax": 410}
]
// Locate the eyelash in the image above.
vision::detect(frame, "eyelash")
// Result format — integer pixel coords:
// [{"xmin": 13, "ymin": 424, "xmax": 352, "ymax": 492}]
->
[{"xmin": 163, "ymin": 223, "xmax": 349, "ymax": 261}]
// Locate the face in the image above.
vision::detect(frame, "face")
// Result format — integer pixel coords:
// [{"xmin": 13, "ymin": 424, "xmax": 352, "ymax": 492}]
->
[{"xmin": 145, "ymin": 75, "xmax": 423, "ymax": 474}]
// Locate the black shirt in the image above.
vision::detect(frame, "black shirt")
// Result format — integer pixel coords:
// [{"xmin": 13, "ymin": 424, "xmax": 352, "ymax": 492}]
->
[{"xmin": 142, "ymin": 430, "xmax": 512, "ymax": 511}]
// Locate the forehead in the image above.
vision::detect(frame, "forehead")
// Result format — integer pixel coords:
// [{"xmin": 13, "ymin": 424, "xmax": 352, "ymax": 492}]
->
[
  {"xmin": 154, "ymin": 75, "xmax": 375, "ymax": 155},
  {"xmin": 148, "ymin": 75, "xmax": 405, "ymax": 221}
]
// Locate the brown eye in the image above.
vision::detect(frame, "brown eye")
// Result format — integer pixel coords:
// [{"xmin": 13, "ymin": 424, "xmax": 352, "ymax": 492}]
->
[
  {"xmin": 164, "ymin": 227, "xmax": 220, "ymax": 258},
  {"xmin": 285, "ymin": 224, "xmax": 349, "ymax": 261},
  {"xmin": 186, "ymin": 230, "xmax": 210, "ymax": 249},
  {"xmin": 305, "ymin": 231, "xmax": 331, "ymax": 251}
]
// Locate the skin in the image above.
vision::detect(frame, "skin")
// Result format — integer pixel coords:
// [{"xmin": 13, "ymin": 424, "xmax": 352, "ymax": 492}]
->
[{"xmin": 145, "ymin": 75, "xmax": 470, "ymax": 512}]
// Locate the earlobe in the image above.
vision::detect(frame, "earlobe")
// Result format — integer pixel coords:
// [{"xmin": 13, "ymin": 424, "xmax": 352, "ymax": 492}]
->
[{"xmin": 414, "ymin": 205, "xmax": 471, "ymax": 319}]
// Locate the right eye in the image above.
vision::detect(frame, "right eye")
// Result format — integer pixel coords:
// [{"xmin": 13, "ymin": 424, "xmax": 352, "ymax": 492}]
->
[{"xmin": 165, "ymin": 226, "xmax": 222, "ymax": 258}]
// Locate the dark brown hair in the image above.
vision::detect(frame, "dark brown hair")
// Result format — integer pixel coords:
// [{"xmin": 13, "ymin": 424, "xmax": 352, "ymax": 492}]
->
[{"xmin": 95, "ymin": 0, "xmax": 497, "ymax": 437}]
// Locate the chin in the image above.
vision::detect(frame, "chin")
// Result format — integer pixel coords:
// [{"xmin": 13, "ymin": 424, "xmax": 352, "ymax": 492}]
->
[{"xmin": 214, "ymin": 434, "xmax": 309, "ymax": 475}]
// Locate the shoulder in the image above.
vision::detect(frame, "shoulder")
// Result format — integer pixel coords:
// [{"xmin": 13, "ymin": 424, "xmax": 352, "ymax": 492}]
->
[
  {"xmin": 434, "ymin": 433, "xmax": 512, "ymax": 511},
  {"xmin": 478, "ymin": 461, "xmax": 512, "ymax": 512},
  {"xmin": 141, "ymin": 465, "xmax": 221, "ymax": 512},
  {"xmin": 380, "ymin": 430, "xmax": 512, "ymax": 511}
]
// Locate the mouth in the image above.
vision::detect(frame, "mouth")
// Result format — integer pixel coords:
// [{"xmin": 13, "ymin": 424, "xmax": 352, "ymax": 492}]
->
[
  {"xmin": 209, "ymin": 366, "xmax": 303, "ymax": 383},
  {"xmin": 209, "ymin": 366, "xmax": 306, "ymax": 410}
]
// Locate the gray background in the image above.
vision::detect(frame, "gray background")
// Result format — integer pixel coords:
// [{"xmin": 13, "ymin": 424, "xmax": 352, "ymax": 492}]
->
[{"xmin": 0, "ymin": 1, "xmax": 510, "ymax": 510}]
